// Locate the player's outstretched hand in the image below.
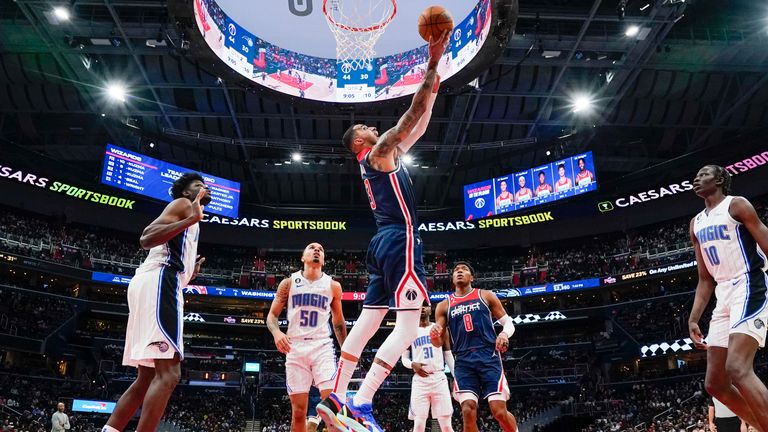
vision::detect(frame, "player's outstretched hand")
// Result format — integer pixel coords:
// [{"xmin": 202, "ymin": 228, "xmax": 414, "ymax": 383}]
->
[
  {"xmin": 688, "ymin": 322, "xmax": 707, "ymax": 350},
  {"xmin": 428, "ymin": 30, "xmax": 450, "ymax": 62},
  {"xmin": 190, "ymin": 188, "xmax": 207, "ymax": 222},
  {"xmin": 273, "ymin": 331, "xmax": 292, "ymax": 354},
  {"xmin": 430, "ymin": 324, "xmax": 444, "ymax": 347},
  {"xmin": 496, "ymin": 333, "xmax": 510, "ymax": 353}
]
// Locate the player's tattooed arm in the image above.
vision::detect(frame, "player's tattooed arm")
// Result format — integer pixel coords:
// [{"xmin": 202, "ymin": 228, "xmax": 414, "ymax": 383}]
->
[
  {"xmin": 372, "ymin": 31, "xmax": 449, "ymax": 159},
  {"xmin": 330, "ymin": 281, "xmax": 347, "ymax": 347},
  {"xmin": 268, "ymin": 278, "xmax": 292, "ymax": 353}
]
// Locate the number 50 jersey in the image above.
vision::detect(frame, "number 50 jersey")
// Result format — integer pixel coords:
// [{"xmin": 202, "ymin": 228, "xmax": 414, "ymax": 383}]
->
[
  {"xmin": 693, "ymin": 196, "xmax": 768, "ymax": 285},
  {"xmin": 286, "ymin": 271, "xmax": 333, "ymax": 340}
]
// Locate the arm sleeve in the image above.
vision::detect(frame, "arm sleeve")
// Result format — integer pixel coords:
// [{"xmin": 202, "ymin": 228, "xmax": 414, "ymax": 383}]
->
[
  {"xmin": 401, "ymin": 348, "xmax": 413, "ymax": 369},
  {"xmin": 497, "ymin": 314, "xmax": 516, "ymax": 338},
  {"xmin": 64, "ymin": 415, "xmax": 70, "ymax": 430},
  {"xmin": 444, "ymin": 350, "xmax": 455, "ymax": 376}
]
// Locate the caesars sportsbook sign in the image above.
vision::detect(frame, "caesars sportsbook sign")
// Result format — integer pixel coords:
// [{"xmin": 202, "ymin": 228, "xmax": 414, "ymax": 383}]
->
[
  {"xmin": 0, "ymin": 163, "xmax": 136, "ymax": 209},
  {"xmin": 597, "ymin": 150, "xmax": 768, "ymax": 212},
  {"xmin": 201, "ymin": 210, "xmax": 558, "ymax": 232}
]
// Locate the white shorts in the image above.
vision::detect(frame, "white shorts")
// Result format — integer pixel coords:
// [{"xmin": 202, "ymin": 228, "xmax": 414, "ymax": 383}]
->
[
  {"xmin": 285, "ymin": 338, "xmax": 337, "ymax": 395},
  {"xmin": 408, "ymin": 374, "xmax": 454, "ymax": 420},
  {"xmin": 123, "ymin": 267, "xmax": 185, "ymax": 368},
  {"xmin": 707, "ymin": 274, "xmax": 768, "ymax": 349}
]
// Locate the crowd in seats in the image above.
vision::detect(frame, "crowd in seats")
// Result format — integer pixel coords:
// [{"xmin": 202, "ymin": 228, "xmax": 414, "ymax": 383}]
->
[
  {"xmin": 611, "ymin": 296, "xmax": 692, "ymax": 345},
  {"xmin": 0, "ymin": 285, "xmax": 73, "ymax": 338},
  {"xmin": 4, "ymin": 195, "xmax": 768, "ymax": 294},
  {"xmin": 0, "ymin": 366, "xmax": 246, "ymax": 432},
  {"xmin": 0, "ymin": 372, "xmax": 103, "ymax": 432},
  {"xmin": 162, "ymin": 389, "xmax": 247, "ymax": 432},
  {"xmin": 581, "ymin": 379, "xmax": 709, "ymax": 432}
]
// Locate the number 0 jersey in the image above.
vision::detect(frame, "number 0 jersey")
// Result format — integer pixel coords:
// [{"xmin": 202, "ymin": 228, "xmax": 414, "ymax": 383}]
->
[
  {"xmin": 693, "ymin": 196, "xmax": 768, "ymax": 284},
  {"xmin": 286, "ymin": 271, "xmax": 333, "ymax": 340}
]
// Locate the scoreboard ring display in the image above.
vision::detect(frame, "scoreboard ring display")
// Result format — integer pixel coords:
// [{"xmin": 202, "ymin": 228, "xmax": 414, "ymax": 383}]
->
[{"xmin": 185, "ymin": 0, "xmax": 503, "ymax": 104}]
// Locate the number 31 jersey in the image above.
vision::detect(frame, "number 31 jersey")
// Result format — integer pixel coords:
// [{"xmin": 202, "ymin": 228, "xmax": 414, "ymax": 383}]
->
[
  {"xmin": 410, "ymin": 324, "xmax": 445, "ymax": 374},
  {"xmin": 693, "ymin": 195, "xmax": 768, "ymax": 284},
  {"xmin": 286, "ymin": 271, "xmax": 333, "ymax": 340}
]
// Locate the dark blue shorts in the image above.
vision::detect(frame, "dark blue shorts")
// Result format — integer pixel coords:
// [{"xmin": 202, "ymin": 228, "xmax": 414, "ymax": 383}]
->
[
  {"xmin": 363, "ymin": 225, "xmax": 429, "ymax": 310},
  {"xmin": 453, "ymin": 348, "xmax": 508, "ymax": 401}
]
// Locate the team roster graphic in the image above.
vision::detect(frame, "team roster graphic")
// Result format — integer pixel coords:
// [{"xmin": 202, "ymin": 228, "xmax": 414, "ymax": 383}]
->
[{"xmin": 464, "ymin": 151, "xmax": 598, "ymax": 220}]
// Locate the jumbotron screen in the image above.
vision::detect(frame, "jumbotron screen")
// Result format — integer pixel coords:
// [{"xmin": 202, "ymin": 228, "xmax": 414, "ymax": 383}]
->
[
  {"xmin": 100, "ymin": 144, "xmax": 241, "ymax": 218},
  {"xmin": 193, "ymin": 0, "xmax": 492, "ymax": 103},
  {"xmin": 463, "ymin": 152, "xmax": 598, "ymax": 220}
]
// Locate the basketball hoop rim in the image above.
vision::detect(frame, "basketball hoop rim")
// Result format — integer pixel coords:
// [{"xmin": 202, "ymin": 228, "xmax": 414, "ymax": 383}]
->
[{"xmin": 322, "ymin": 0, "xmax": 397, "ymax": 33}]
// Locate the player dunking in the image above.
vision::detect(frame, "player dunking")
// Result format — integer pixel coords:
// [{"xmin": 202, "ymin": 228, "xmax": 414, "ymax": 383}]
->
[
  {"xmin": 267, "ymin": 243, "xmax": 347, "ymax": 432},
  {"xmin": 401, "ymin": 305, "xmax": 455, "ymax": 432},
  {"xmin": 315, "ymin": 31, "xmax": 451, "ymax": 432},
  {"xmin": 102, "ymin": 173, "xmax": 209, "ymax": 432},
  {"xmin": 688, "ymin": 165, "xmax": 768, "ymax": 432},
  {"xmin": 431, "ymin": 262, "xmax": 518, "ymax": 432}
]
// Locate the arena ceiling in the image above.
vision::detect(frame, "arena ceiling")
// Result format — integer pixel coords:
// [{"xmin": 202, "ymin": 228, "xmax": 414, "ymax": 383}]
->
[{"xmin": 0, "ymin": 0, "xmax": 767, "ymax": 210}]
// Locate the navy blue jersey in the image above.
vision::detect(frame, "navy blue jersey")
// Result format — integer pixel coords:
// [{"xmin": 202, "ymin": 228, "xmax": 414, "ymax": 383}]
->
[
  {"xmin": 447, "ymin": 289, "xmax": 497, "ymax": 356},
  {"xmin": 357, "ymin": 148, "xmax": 419, "ymax": 228}
]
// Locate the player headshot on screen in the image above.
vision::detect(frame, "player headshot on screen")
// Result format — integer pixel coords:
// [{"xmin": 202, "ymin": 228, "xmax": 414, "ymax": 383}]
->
[
  {"xmin": 515, "ymin": 176, "xmax": 532, "ymax": 202},
  {"xmin": 554, "ymin": 164, "xmax": 573, "ymax": 192},
  {"xmin": 496, "ymin": 181, "xmax": 513, "ymax": 208},
  {"xmin": 574, "ymin": 158, "xmax": 595, "ymax": 186},
  {"xmin": 534, "ymin": 171, "xmax": 553, "ymax": 197}
]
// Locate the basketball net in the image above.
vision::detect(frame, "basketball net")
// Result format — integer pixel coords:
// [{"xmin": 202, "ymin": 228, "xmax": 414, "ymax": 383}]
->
[{"xmin": 323, "ymin": 0, "xmax": 397, "ymax": 72}]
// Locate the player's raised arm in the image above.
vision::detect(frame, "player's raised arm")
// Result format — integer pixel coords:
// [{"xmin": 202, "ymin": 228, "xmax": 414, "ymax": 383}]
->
[
  {"xmin": 430, "ymin": 300, "xmax": 449, "ymax": 347},
  {"xmin": 330, "ymin": 280, "xmax": 348, "ymax": 347},
  {"xmin": 687, "ymin": 218, "xmax": 716, "ymax": 349},
  {"xmin": 371, "ymin": 31, "xmax": 450, "ymax": 160},
  {"xmin": 139, "ymin": 189, "xmax": 206, "ymax": 249},
  {"xmin": 396, "ymin": 74, "xmax": 440, "ymax": 154},
  {"xmin": 267, "ymin": 278, "xmax": 292, "ymax": 354}
]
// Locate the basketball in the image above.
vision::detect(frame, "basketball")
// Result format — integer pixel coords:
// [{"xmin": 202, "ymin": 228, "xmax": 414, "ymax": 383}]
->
[{"xmin": 418, "ymin": 6, "xmax": 454, "ymax": 42}]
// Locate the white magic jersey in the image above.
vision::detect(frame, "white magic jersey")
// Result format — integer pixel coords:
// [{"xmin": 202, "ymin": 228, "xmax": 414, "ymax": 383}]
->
[
  {"xmin": 137, "ymin": 223, "xmax": 200, "ymax": 286},
  {"xmin": 693, "ymin": 196, "xmax": 768, "ymax": 284},
  {"xmin": 410, "ymin": 324, "xmax": 445, "ymax": 375},
  {"xmin": 286, "ymin": 271, "xmax": 333, "ymax": 339}
]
